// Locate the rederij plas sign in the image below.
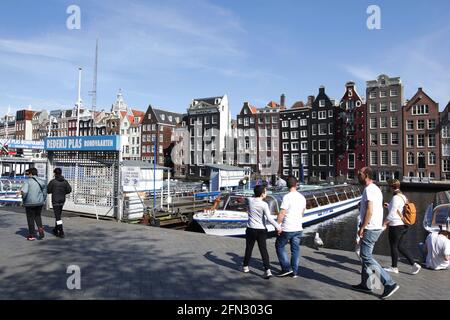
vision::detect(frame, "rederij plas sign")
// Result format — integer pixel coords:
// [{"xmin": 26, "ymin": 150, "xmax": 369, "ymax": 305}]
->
[
  {"xmin": 0, "ymin": 139, "xmax": 45, "ymax": 150},
  {"xmin": 44, "ymin": 136, "xmax": 120, "ymax": 151}
]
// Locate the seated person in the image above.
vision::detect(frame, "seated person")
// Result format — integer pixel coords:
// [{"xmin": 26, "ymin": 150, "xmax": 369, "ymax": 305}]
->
[{"xmin": 419, "ymin": 231, "xmax": 450, "ymax": 270}]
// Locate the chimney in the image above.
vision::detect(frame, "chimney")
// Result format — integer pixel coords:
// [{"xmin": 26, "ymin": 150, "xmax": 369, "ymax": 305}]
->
[
  {"xmin": 307, "ymin": 95, "xmax": 315, "ymax": 107},
  {"xmin": 319, "ymin": 85, "xmax": 325, "ymax": 95},
  {"xmin": 280, "ymin": 94, "xmax": 286, "ymax": 108}
]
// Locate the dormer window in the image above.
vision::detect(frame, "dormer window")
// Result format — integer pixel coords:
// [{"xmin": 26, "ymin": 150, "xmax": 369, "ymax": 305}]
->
[
  {"xmin": 168, "ymin": 116, "xmax": 173, "ymax": 122},
  {"xmin": 161, "ymin": 114, "xmax": 166, "ymax": 121}
]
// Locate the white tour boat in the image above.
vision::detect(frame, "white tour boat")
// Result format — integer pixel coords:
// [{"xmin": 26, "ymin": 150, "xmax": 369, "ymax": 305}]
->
[{"xmin": 193, "ymin": 184, "xmax": 362, "ymax": 237}]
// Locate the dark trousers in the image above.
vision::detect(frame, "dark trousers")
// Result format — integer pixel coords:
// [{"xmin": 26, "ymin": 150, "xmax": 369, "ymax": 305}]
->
[
  {"xmin": 53, "ymin": 205, "xmax": 63, "ymax": 223},
  {"xmin": 388, "ymin": 225, "xmax": 415, "ymax": 267},
  {"xmin": 25, "ymin": 206, "xmax": 43, "ymax": 236},
  {"xmin": 243, "ymin": 228, "xmax": 270, "ymax": 271}
]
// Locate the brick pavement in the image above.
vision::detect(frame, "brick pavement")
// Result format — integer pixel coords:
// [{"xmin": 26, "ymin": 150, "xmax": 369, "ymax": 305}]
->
[{"xmin": 0, "ymin": 209, "xmax": 448, "ymax": 300}]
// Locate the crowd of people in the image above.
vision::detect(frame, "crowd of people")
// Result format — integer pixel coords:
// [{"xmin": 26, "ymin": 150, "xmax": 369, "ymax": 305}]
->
[
  {"xmin": 241, "ymin": 168, "xmax": 450, "ymax": 300},
  {"xmin": 19, "ymin": 165, "xmax": 449, "ymax": 299}
]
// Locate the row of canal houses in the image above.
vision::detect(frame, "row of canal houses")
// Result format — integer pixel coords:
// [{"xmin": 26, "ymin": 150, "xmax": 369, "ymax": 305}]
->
[
  {"xmin": 1, "ymin": 74, "xmax": 450, "ymax": 183},
  {"xmin": 235, "ymin": 75, "xmax": 446, "ymax": 183}
]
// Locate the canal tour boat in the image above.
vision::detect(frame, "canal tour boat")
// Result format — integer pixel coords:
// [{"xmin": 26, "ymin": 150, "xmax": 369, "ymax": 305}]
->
[
  {"xmin": 423, "ymin": 190, "xmax": 450, "ymax": 233},
  {"xmin": 193, "ymin": 184, "xmax": 362, "ymax": 237}
]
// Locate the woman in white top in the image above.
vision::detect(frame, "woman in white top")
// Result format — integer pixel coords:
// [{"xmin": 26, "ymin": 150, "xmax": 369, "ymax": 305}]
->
[
  {"xmin": 243, "ymin": 185, "xmax": 282, "ymax": 279},
  {"xmin": 383, "ymin": 179, "xmax": 421, "ymax": 275}
]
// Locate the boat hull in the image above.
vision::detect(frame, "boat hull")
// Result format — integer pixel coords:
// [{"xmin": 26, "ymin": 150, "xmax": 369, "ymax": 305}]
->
[{"xmin": 194, "ymin": 197, "xmax": 361, "ymax": 237}]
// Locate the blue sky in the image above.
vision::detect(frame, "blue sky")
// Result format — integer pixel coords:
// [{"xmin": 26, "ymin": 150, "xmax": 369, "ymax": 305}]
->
[{"xmin": 1, "ymin": 0, "xmax": 450, "ymax": 116}]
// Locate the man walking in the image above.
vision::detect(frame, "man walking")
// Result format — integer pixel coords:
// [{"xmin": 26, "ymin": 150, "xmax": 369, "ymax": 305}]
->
[
  {"xmin": 47, "ymin": 168, "xmax": 72, "ymax": 238},
  {"xmin": 352, "ymin": 167, "xmax": 399, "ymax": 299},
  {"xmin": 21, "ymin": 168, "xmax": 47, "ymax": 241},
  {"xmin": 275, "ymin": 176, "xmax": 306, "ymax": 278}
]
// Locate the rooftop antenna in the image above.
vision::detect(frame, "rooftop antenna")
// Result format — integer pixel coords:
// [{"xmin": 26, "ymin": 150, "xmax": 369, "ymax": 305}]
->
[
  {"xmin": 89, "ymin": 39, "xmax": 99, "ymax": 135},
  {"xmin": 76, "ymin": 67, "xmax": 82, "ymax": 137}
]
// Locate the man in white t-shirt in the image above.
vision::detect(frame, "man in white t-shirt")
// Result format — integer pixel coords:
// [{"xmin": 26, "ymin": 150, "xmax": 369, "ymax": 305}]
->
[
  {"xmin": 422, "ymin": 231, "xmax": 450, "ymax": 270},
  {"xmin": 352, "ymin": 167, "xmax": 399, "ymax": 300},
  {"xmin": 275, "ymin": 176, "xmax": 306, "ymax": 278}
]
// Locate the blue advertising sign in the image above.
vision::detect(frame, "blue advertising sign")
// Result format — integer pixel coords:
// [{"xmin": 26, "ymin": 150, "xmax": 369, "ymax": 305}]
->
[
  {"xmin": 0, "ymin": 139, "xmax": 45, "ymax": 150},
  {"xmin": 45, "ymin": 136, "xmax": 120, "ymax": 151}
]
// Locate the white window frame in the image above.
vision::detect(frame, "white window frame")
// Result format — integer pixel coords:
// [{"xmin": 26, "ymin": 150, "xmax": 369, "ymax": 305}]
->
[
  {"xmin": 390, "ymin": 102, "xmax": 398, "ymax": 112},
  {"xmin": 318, "ymin": 111, "xmax": 326, "ymax": 120},
  {"xmin": 318, "ymin": 140, "xmax": 327, "ymax": 151},
  {"xmin": 391, "ymin": 117, "xmax": 398, "ymax": 128},
  {"xmin": 348, "ymin": 153, "xmax": 355, "ymax": 169},
  {"xmin": 391, "ymin": 132, "xmax": 399, "ymax": 145},
  {"xmin": 391, "ymin": 151, "xmax": 399, "ymax": 166},
  {"xmin": 428, "ymin": 152, "xmax": 436, "ymax": 165},
  {"xmin": 380, "ymin": 150, "xmax": 389, "ymax": 166}
]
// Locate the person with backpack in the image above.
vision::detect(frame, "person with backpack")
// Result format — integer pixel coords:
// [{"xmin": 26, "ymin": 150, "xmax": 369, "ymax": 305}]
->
[
  {"xmin": 20, "ymin": 167, "xmax": 47, "ymax": 241},
  {"xmin": 47, "ymin": 168, "xmax": 72, "ymax": 238},
  {"xmin": 382, "ymin": 179, "xmax": 421, "ymax": 275}
]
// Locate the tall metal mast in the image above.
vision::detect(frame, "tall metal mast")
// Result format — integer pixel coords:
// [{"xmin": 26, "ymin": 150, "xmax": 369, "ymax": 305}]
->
[
  {"xmin": 76, "ymin": 67, "xmax": 82, "ymax": 137},
  {"xmin": 89, "ymin": 39, "xmax": 99, "ymax": 135}
]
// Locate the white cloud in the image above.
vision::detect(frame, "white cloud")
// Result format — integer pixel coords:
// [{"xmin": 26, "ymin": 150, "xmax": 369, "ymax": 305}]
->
[{"xmin": 342, "ymin": 26, "xmax": 450, "ymax": 107}]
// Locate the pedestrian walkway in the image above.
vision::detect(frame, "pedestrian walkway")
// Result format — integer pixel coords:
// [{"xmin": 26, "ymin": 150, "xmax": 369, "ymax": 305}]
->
[{"xmin": 0, "ymin": 209, "xmax": 448, "ymax": 300}]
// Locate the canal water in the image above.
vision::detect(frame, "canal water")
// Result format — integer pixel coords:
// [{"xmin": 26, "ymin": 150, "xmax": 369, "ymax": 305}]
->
[{"xmin": 302, "ymin": 187, "xmax": 436, "ymax": 259}]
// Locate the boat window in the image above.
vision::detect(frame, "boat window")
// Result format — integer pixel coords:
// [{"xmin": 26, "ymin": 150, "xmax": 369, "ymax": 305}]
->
[
  {"xmin": 352, "ymin": 187, "xmax": 361, "ymax": 197},
  {"xmin": 345, "ymin": 189, "xmax": 355, "ymax": 199},
  {"xmin": 432, "ymin": 205, "xmax": 450, "ymax": 226},
  {"xmin": 225, "ymin": 196, "xmax": 249, "ymax": 212},
  {"xmin": 214, "ymin": 195, "xmax": 227, "ymax": 210},
  {"xmin": 265, "ymin": 196, "xmax": 279, "ymax": 215},
  {"xmin": 336, "ymin": 189, "xmax": 348, "ymax": 201},
  {"xmin": 326, "ymin": 191, "xmax": 339, "ymax": 203},
  {"xmin": 314, "ymin": 192, "xmax": 329, "ymax": 206},
  {"xmin": 305, "ymin": 197, "xmax": 319, "ymax": 209}
]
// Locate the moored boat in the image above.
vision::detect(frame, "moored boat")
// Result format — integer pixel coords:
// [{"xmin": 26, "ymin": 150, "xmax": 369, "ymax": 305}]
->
[
  {"xmin": 193, "ymin": 184, "xmax": 362, "ymax": 237},
  {"xmin": 423, "ymin": 190, "xmax": 450, "ymax": 233}
]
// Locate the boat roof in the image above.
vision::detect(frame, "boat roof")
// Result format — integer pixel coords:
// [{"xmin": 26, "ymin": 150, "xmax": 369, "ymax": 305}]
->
[{"xmin": 226, "ymin": 184, "xmax": 359, "ymax": 198}]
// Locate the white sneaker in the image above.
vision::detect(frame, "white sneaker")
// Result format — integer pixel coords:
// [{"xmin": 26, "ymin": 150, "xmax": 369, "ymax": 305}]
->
[
  {"xmin": 355, "ymin": 248, "xmax": 361, "ymax": 260},
  {"xmin": 263, "ymin": 270, "xmax": 272, "ymax": 279},
  {"xmin": 383, "ymin": 267, "xmax": 399, "ymax": 274},
  {"xmin": 411, "ymin": 263, "xmax": 422, "ymax": 275},
  {"xmin": 243, "ymin": 266, "xmax": 250, "ymax": 273}
]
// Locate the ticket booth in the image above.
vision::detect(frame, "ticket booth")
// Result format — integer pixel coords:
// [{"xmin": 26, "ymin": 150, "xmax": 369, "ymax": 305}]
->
[{"xmin": 45, "ymin": 136, "xmax": 121, "ymax": 219}]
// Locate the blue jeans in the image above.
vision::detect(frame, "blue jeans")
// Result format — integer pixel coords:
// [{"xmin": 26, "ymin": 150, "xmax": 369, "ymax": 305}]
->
[
  {"xmin": 418, "ymin": 242, "xmax": 427, "ymax": 263},
  {"xmin": 275, "ymin": 231, "xmax": 302, "ymax": 275},
  {"xmin": 360, "ymin": 229, "xmax": 396, "ymax": 289}
]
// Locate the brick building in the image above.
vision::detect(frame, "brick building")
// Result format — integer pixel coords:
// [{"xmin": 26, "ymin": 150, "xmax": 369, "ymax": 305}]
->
[
  {"xmin": 335, "ymin": 82, "xmax": 367, "ymax": 181},
  {"xmin": 366, "ymin": 74, "xmax": 404, "ymax": 182},
  {"xmin": 403, "ymin": 88, "xmax": 440, "ymax": 180}
]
